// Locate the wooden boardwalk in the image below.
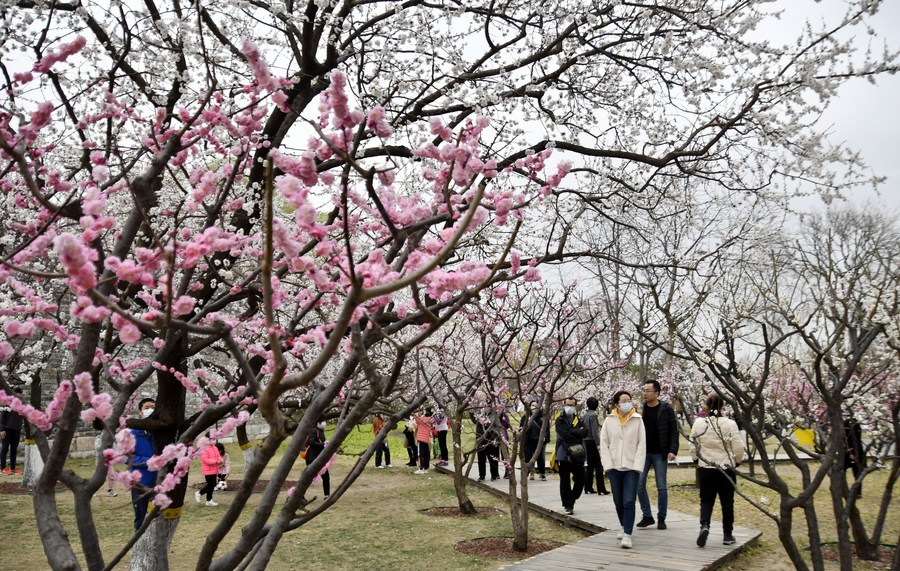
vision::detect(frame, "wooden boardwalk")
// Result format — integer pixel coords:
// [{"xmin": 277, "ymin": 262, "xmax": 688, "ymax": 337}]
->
[{"xmin": 434, "ymin": 460, "xmax": 761, "ymax": 571}]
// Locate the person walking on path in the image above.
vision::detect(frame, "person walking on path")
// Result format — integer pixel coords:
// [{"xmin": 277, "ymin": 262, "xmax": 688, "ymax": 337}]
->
[
  {"xmin": 372, "ymin": 413, "xmax": 392, "ymax": 468},
  {"xmin": 555, "ymin": 397, "xmax": 588, "ymax": 516},
  {"xmin": 600, "ymin": 390, "xmax": 646, "ymax": 549},
  {"xmin": 582, "ymin": 397, "xmax": 609, "ymax": 495},
  {"xmin": 304, "ymin": 419, "xmax": 332, "ymax": 499},
  {"xmin": 433, "ymin": 409, "xmax": 450, "ymax": 467},
  {"xmin": 0, "ymin": 387, "xmax": 24, "ymax": 475},
  {"xmin": 195, "ymin": 439, "xmax": 224, "ymax": 507},
  {"xmin": 522, "ymin": 405, "xmax": 550, "ymax": 481},
  {"xmin": 129, "ymin": 398, "xmax": 158, "ymax": 530},
  {"xmin": 413, "ymin": 408, "xmax": 436, "ymax": 474},
  {"xmin": 690, "ymin": 393, "xmax": 745, "ymax": 547},
  {"xmin": 636, "ymin": 379, "xmax": 680, "ymax": 530}
]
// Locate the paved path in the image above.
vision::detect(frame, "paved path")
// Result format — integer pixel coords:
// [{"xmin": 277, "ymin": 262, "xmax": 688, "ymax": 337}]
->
[{"xmin": 434, "ymin": 462, "xmax": 761, "ymax": 570}]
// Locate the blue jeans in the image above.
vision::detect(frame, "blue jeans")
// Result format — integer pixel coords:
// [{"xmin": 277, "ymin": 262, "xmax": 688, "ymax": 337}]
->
[
  {"xmin": 608, "ymin": 469, "xmax": 639, "ymax": 534},
  {"xmin": 638, "ymin": 452, "xmax": 668, "ymax": 519}
]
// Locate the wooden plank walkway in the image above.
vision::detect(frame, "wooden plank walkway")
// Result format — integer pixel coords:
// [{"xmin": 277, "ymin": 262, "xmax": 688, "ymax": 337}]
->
[{"xmin": 434, "ymin": 459, "xmax": 761, "ymax": 571}]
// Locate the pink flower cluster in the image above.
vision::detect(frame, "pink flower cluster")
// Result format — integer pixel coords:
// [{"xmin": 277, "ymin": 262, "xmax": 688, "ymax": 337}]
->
[
  {"xmin": 53, "ymin": 233, "xmax": 97, "ymax": 293},
  {"xmin": 209, "ymin": 411, "xmax": 251, "ymax": 439},
  {"xmin": 13, "ymin": 36, "xmax": 85, "ymax": 85},
  {"xmin": 0, "ymin": 381, "xmax": 71, "ymax": 431}
]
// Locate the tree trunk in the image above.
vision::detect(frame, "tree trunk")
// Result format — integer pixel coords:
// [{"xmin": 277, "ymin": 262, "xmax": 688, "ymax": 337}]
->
[
  {"xmin": 451, "ymin": 410, "xmax": 477, "ymax": 515},
  {"xmin": 241, "ymin": 444, "xmax": 257, "ymax": 480},
  {"xmin": 509, "ymin": 433, "xmax": 528, "ymax": 552},
  {"xmin": 22, "ymin": 440, "xmax": 43, "ymax": 489},
  {"xmin": 236, "ymin": 409, "xmax": 258, "ymax": 480},
  {"xmin": 128, "ymin": 515, "xmax": 180, "ymax": 571},
  {"xmin": 778, "ymin": 502, "xmax": 810, "ymax": 571}
]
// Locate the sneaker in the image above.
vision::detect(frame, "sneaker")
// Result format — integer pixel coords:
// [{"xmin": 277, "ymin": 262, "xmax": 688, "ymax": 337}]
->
[
  {"xmin": 599, "ymin": 490, "xmax": 610, "ymax": 495},
  {"xmin": 106, "ymin": 489, "xmax": 118, "ymax": 497},
  {"xmin": 529, "ymin": 473, "xmax": 535, "ymax": 481},
  {"xmin": 697, "ymin": 526, "xmax": 710, "ymax": 547},
  {"xmin": 636, "ymin": 516, "xmax": 655, "ymax": 528},
  {"xmin": 657, "ymin": 519, "xmax": 667, "ymax": 530},
  {"xmin": 12, "ymin": 468, "xmax": 22, "ymax": 475},
  {"xmin": 616, "ymin": 529, "xmax": 624, "ymax": 539},
  {"xmin": 621, "ymin": 535, "xmax": 632, "ymax": 549},
  {"xmin": 195, "ymin": 490, "xmax": 202, "ymax": 504},
  {"xmin": 584, "ymin": 489, "xmax": 596, "ymax": 494},
  {"xmin": 386, "ymin": 464, "xmax": 392, "ymax": 468},
  {"xmin": 477, "ymin": 477, "xmax": 485, "ymax": 481},
  {"xmin": 564, "ymin": 507, "xmax": 574, "ymax": 515},
  {"xmin": 540, "ymin": 475, "xmax": 547, "ymax": 481},
  {"xmin": 723, "ymin": 534, "xmax": 736, "ymax": 545},
  {"xmin": 2, "ymin": 468, "xmax": 10, "ymax": 475},
  {"xmin": 376, "ymin": 465, "xmax": 384, "ymax": 469},
  {"xmin": 205, "ymin": 500, "xmax": 218, "ymax": 507},
  {"xmin": 323, "ymin": 495, "xmax": 330, "ymax": 500},
  {"xmin": 415, "ymin": 469, "xmax": 426, "ymax": 474},
  {"xmin": 490, "ymin": 476, "xmax": 499, "ymax": 481}
]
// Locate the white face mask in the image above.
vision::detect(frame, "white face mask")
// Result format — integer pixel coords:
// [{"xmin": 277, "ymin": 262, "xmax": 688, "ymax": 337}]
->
[
  {"xmin": 142, "ymin": 407, "xmax": 154, "ymax": 418},
  {"xmin": 317, "ymin": 422, "xmax": 326, "ymax": 429},
  {"xmin": 564, "ymin": 406, "xmax": 576, "ymax": 416},
  {"xmin": 618, "ymin": 402, "xmax": 633, "ymax": 414}
]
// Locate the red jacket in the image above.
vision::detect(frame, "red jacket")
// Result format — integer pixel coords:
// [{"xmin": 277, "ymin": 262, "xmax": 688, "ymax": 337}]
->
[{"xmin": 200, "ymin": 444, "xmax": 223, "ymax": 476}]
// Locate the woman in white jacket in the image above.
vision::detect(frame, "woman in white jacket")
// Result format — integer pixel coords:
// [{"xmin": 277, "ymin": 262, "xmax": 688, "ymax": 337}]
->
[
  {"xmin": 599, "ymin": 390, "xmax": 646, "ymax": 549},
  {"xmin": 689, "ymin": 393, "xmax": 746, "ymax": 548}
]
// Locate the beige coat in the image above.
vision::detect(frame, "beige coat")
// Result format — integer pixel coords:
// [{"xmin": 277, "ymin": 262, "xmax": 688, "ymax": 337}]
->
[
  {"xmin": 599, "ymin": 412, "xmax": 646, "ymax": 473},
  {"xmin": 689, "ymin": 416, "xmax": 745, "ymax": 469}
]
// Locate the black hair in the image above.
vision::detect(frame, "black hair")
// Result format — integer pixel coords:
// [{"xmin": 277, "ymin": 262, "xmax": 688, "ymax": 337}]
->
[
  {"xmin": 138, "ymin": 397, "xmax": 155, "ymax": 409},
  {"xmin": 586, "ymin": 397, "xmax": 599, "ymax": 410},
  {"xmin": 645, "ymin": 379, "xmax": 661, "ymax": 393},
  {"xmin": 611, "ymin": 390, "xmax": 631, "ymax": 407},
  {"xmin": 215, "ymin": 442, "xmax": 225, "ymax": 454},
  {"xmin": 706, "ymin": 393, "xmax": 723, "ymax": 417},
  {"xmin": 425, "ymin": 408, "xmax": 433, "ymax": 416},
  {"xmin": 564, "ymin": 396, "xmax": 578, "ymax": 405}
]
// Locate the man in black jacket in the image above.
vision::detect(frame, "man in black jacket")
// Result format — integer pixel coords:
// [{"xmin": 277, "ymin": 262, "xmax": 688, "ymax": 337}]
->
[
  {"xmin": 636, "ymin": 380, "xmax": 679, "ymax": 530},
  {"xmin": 0, "ymin": 387, "xmax": 24, "ymax": 475},
  {"xmin": 555, "ymin": 397, "xmax": 588, "ymax": 515}
]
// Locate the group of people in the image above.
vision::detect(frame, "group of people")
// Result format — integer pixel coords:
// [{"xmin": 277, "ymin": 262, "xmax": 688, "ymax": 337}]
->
[
  {"xmin": 395, "ymin": 408, "xmax": 450, "ymax": 474},
  {"xmin": 554, "ymin": 381, "xmax": 745, "ymax": 550}
]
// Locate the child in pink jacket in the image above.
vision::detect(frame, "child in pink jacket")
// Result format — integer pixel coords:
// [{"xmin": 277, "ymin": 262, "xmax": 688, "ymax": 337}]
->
[{"xmin": 195, "ymin": 441, "xmax": 224, "ymax": 506}]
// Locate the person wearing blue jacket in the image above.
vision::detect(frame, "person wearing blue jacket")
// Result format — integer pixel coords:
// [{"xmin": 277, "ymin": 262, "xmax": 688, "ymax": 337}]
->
[{"xmin": 129, "ymin": 398, "xmax": 157, "ymax": 530}]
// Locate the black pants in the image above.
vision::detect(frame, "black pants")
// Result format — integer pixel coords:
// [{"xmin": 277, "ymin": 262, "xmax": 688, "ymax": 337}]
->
[
  {"xmin": 477, "ymin": 443, "xmax": 499, "ymax": 480},
  {"xmin": 558, "ymin": 459, "xmax": 584, "ymax": 510},
  {"xmin": 131, "ymin": 488, "xmax": 150, "ymax": 531},
  {"xmin": 437, "ymin": 430, "xmax": 449, "ymax": 461},
  {"xmin": 418, "ymin": 441, "xmax": 430, "ymax": 469},
  {"xmin": 199, "ymin": 474, "xmax": 218, "ymax": 501},
  {"xmin": 0, "ymin": 429, "xmax": 20, "ymax": 470},
  {"xmin": 584, "ymin": 440, "xmax": 607, "ymax": 492},
  {"xmin": 524, "ymin": 440, "xmax": 546, "ymax": 475},
  {"xmin": 698, "ymin": 467, "xmax": 736, "ymax": 534},
  {"xmin": 375, "ymin": 442, "xmax": 391, "ymax": 467},
  {"xmin": 306, "ymin": 457, "xmax": 331, "ymax": 496}
]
